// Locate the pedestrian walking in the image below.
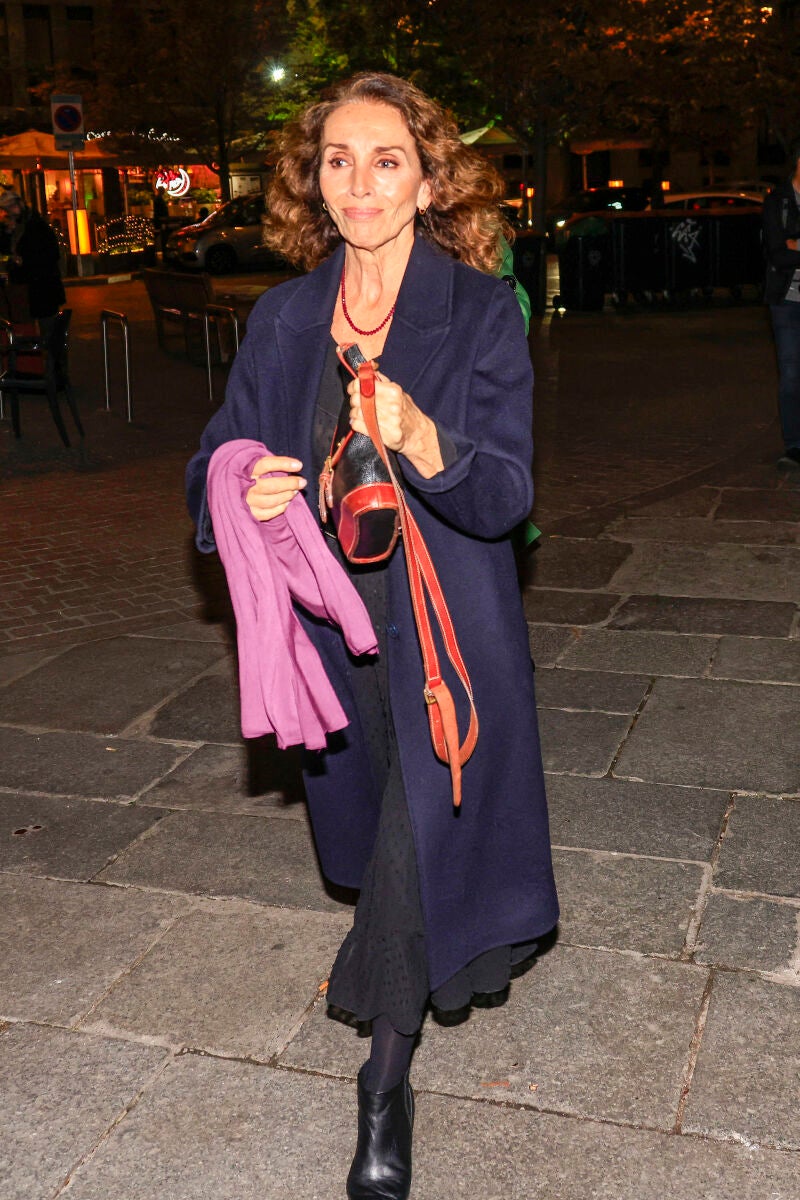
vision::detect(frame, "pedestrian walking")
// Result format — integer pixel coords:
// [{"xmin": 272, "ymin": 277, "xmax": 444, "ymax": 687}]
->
[
  {"xmin": 186, "ymin": 71, "xmax": 558, "ymax": 1199},
  {"xmin": 763, "ymin": 141, "xmax": 800, "ymax": 468}
]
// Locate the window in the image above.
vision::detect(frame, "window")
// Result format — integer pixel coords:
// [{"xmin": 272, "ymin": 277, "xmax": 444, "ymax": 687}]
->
[{"xmin": 66, "ymin": 5, "xmax": 94, "ymax": 70}]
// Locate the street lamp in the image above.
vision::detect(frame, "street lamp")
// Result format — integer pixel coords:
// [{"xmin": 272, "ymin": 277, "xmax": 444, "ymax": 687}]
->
[{"xmin": 270, "ymin": 65, "xmax": 286, "ymax": 83}]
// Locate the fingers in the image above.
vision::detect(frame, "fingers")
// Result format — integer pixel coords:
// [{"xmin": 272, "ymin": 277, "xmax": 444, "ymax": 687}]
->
[
  {"xmin": 348, "ymin": 376, "xmax": 408, "ymax": 450},
  {"xmin": 246, "ymin": 456, "xmax": 306, "ymax": 522}
]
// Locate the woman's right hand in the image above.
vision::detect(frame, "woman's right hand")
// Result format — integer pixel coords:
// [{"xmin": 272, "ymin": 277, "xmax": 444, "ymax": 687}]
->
[{"xmin": 246, "ymin": 456, "xmax": 307, "ymax": 521}]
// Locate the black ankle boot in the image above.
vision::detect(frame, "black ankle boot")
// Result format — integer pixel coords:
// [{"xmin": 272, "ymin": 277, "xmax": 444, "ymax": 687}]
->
[{"xmin": 346, "ymin": 1063, "xmax": 414, "ymax": 1199}]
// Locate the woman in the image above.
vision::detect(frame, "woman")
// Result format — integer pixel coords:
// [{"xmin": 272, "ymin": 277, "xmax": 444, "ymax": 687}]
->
[{"xmin": 186, "ymin": 72, "xmax": 558, "ymax": 1199}]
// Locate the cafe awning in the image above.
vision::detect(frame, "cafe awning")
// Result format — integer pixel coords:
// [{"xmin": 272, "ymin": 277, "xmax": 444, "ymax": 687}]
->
[
  {"xmin": 570, "ymin": 136, "xmax": 652, "ymax": 155},
  {"xmin": 0, "ymin": 129, "xmax": 119, "ymax": 170}
]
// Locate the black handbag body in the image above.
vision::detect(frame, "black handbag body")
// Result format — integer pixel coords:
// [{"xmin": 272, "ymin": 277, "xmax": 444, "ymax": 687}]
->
[{"xmin": 319, "ymin": 344, "xmax": 401, "ymax": 564}]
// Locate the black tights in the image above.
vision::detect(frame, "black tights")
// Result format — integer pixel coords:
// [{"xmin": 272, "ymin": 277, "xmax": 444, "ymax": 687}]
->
[{"xmin": 365, "ymin": 1014, "xmax": 417, "ymax": 1092}]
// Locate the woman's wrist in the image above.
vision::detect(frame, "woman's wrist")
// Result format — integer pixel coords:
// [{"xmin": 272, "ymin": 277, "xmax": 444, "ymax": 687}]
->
[{"xmin": 400, "ymin": 410, "xmax": 445, "ymax": 478}]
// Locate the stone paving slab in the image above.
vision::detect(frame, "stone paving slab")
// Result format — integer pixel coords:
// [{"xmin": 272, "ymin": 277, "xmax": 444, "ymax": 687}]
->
[
  {"xmin": 715, "ymin": 488, "xmax": 800, "ymax": 522},
  {"xmin": 605, "ymin": 516, "xmax": 800, "ymax": 545},
  {"xmin": 0, "ymin": 873, "xmax": 191, "ymax": 1024},
  {"xmin": 81, "ymin": 905, "xmax": 349, "ymax": 1060},
  {"xmin": 534, "ymin": 667, "xmax": 649, "ymax": 713},
  {"xmin": 609, "ymin": 594, "xmax": 798, "ymax": 637},
  {"xmin": 608, "ymin": 543, "xmax": 800, "ymax": 602},
  {"xmin": 136, "ymin": 742, "xmax": 306, "ymax": 817},
  {"xmin": 537, "ymin": 708, "xmax": 632, "ymax": 775},
  {"xmin": 0, "ymin": 1023, "xmax": 168, "ymax": 1200},
  {"xmin": 0, "ymin": 725, "xmax": 189, "ymax": 799},
  {"xmin": 64, "ymin": 1056, "xmax": 354, "ymax": 1200},
  {"xmin": 683, "ymin": 971, "xmax": 800, "ymax": 1149},
  {"xmin": 522, "ymin": 587, "xmax": 621, "ymax": 626},
  {"xmin": 148, "ymin": 671, "xmax": 243, "ymax": 744},
  {"xmin": 0, "ymin": 645, "xmax": 63, "ymax": 685},
  {"xmin": 545, "ymin": 775, "xmax": 729, "ymax": 861},
  {"xmin": 529, "ymin": 538, "xmax": 634, "ymax": 589},
  {"xmin": 695, "ymin": 892, "xmax": 800, "ymax": 978},
  {"xmin": 98, "ymin": 810, "xmax": 353, "ymax": 913},
  {"xmin": 55, "ymin": 1052, "xmax": 800, "ymax": 1200},
  {"xmin": 552, "ymin": 849, "xmax": 705, "ymax": 955},
  {"xmin": 715, "ymin": 796, "xmax": 800, "ymax": 897},
  {"xmin": 710, "ymin": 635, "xmax": 800, "ymax": 684},
  {"xmin": 558, "ymin": 629, "xmax": 715, "ymax": 677},
  {"xmin": 614, "ymin": 678, "xmax": 800, "ymax": 795},
  {"xmin": 626, "ymin": 487, "xmax": 720, "ymax": 519},
  {"xmin": 130, "ymin": 618, "xmax": 232, "ymax": 643},
  {"xmin": 527, "ymin": 623, "xmax": 579, "ymax": 667},
  {"xmin": 281, "ymin": 944, "xmax": 708, "ymax": 1130},
  {"xmin": 0, "ymin": 636, "xmax": 225, "ymax": 735},
  {"xmin": 0, "ymin": 792, "xmax": 165, "ymax": 881}
]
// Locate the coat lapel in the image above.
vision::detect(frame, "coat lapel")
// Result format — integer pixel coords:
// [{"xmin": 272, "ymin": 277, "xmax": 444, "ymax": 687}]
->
[
  {"xmin": 274, "ymin": 243, "xmax": 344, "ymax": 458},
  {"xmin": 379, "ymin": 235, "xmax": 454, "ymax": 395}
]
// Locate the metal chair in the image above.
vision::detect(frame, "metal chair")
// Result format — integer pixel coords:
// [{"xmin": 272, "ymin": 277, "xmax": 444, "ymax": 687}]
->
[{"xmin": 0, "ymin": 309, "xmax": 84, "ymax": 446}]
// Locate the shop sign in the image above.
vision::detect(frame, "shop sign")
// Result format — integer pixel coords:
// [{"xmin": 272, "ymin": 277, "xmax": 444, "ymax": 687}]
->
[{"xmin": 154, "ymin": 166, "xmax": 191, "ymax": 198}]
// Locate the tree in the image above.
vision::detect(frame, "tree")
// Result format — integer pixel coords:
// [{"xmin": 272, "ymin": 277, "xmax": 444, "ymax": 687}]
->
[{"xmin": 53, "ymin": 0, "xmax": 287, "ymax": 199}]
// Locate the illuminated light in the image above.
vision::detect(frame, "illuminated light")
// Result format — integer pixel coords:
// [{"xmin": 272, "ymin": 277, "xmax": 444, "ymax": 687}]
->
[
  {"xmin": 608, "ymin": 180, "xmax": 624, "ymax": 188},
  {"xmin": 526, "ymin": 186, "xmax": 535, "ymax": 198},
  {"xmin": 154, "ymin": 166, "xmax": 191, "ymax": 198},
  {"xmin": 270, "ymin": 65, "xmax": 286, "ymax": 82},
  {"xmin": 66, "ymin": 208, "xmax": 91, "ymax": 255},
  {"xmin": 662, "ymin": 180, "xmax": 671, "ymax": 192},
  {"xmin": 556, "ymin": 218, "xmax": 566, "ymax": 228}
]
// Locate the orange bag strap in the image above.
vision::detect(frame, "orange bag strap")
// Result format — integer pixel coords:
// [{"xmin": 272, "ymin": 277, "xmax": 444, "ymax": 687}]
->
[{"xmin": 357, "ymin": 361, "xmax": 478, "ymax": 807}]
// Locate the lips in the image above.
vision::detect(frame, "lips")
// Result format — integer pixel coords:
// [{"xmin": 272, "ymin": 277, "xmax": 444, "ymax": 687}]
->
[{"xmin": 340, "ymin": 207, "xmax": 383, "ymax": 220}]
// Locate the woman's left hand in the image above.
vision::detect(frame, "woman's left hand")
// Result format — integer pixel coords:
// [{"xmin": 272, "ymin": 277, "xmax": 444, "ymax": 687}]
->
[{"xmin": 347, "ymin": 371, "xmax": 443, "ymax": 477}]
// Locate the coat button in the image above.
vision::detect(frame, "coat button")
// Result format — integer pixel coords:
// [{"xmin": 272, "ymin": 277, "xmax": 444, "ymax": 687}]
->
[{"xmin": 385, "ymin": 622, "xmax": 399, "ymax": 638}]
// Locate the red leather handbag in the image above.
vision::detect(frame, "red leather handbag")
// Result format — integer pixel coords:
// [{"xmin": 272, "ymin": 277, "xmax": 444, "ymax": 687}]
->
[
  {"xmin": 318, "ymin": 343, "xmax": 400, "ymax": 564},
  {"xmin": 319, "ymin": 350, "xmax": 478, "ymax": 807}
]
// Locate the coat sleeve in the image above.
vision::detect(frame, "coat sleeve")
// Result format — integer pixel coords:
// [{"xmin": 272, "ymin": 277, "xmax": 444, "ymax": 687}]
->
[
  {"xmin": 398, "ymin": 280, "xmax": 534, "ymax": 540},
  {"xmin": 186, "ymin": 322, "xmax": 265, "ymax": 552},
  {"xmin": 763, "ymin": 191, "xmax": 800, "ymax": 272}
]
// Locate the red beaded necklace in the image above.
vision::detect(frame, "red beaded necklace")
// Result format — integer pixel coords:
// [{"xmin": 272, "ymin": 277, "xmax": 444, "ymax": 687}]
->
[{"xmin": 340, "ymin": 267, "xmax": 396, "ymax": 337}]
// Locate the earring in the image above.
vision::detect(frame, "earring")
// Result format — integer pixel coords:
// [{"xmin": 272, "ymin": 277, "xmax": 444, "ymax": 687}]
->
[
  {"xmin": 418, "ymin": 205, "xmax": 428, "ymax": 216},
  {"xmin": 322, "ymin": 201, "xmax": 328, "ymax": 212}
]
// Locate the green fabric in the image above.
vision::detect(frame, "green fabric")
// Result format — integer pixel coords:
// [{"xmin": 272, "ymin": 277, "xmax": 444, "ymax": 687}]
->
[
  {"xmin": 498, "ymin": 236, "xmax": 538, "ymax": 548},
  {"xmin": 498, "ymin": 234, "xmax": 531, "ymax": 334}
]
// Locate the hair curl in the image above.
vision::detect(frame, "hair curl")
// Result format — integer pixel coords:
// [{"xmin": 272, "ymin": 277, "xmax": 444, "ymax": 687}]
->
[{"xmin": 265, "ymin": 72, "xmax": 511, "ymax": 274}]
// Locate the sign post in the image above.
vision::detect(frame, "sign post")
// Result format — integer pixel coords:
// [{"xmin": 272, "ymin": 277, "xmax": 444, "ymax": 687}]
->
[{"xmin": 50, "ymin": 94, "xmax": 86, "ymax": 278}]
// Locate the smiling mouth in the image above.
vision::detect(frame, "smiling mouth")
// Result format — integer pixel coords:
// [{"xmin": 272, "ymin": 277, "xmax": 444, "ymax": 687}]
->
[{"xmin": 341, "ymin": 208, "xmax": 383, "ymax": 220}]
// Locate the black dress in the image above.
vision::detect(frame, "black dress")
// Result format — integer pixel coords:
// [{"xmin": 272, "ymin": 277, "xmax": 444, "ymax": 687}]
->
[{"xmin": 315, "ymin": 341, "xmax": 536, "ymax": 1035}]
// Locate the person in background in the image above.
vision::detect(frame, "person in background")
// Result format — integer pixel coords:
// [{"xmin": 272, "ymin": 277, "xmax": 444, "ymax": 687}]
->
[
  {"xmin": 186, "ymin": 72, "xmax": 558, "ymax": 1200},
  {"xmin": 152, "ymin": 188, "xmax": 169, "ymax": 257},
  {"xmin": 0, "ymin": 190, "xmax": 65, "ymax": 332},
  {"xmin": 762, "ymin": 140, "xmax": 800, "ymax": 469}
]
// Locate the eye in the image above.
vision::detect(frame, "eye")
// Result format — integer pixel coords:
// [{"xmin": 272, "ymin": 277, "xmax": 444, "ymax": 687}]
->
[
  {"xmin": 327, "ymin": 156, "xmax": 348, "ymax": 168},
  {"xmin": 377, "ymin": 158, "xmax": 399, "ymax": 169}
]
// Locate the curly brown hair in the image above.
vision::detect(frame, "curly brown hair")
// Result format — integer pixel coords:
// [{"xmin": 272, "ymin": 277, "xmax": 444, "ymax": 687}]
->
[{"xmin": 264, "ymin": 72, "xmax": 511, "ymax": 274}]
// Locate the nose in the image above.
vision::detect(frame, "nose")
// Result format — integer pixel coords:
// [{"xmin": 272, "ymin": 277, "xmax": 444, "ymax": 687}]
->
[{"xmin": 350, "ymin": 161, "xmax": 371, "ymax": 197}]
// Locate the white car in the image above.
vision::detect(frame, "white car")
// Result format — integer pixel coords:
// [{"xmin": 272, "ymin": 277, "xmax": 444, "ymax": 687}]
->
[
  {"xmin": 649, "ymin": 189, "xmax": 763, "ymax": 210},
  {"xmin": 164, "ymin": 194, "xmax": 286, "ymax": 274}
]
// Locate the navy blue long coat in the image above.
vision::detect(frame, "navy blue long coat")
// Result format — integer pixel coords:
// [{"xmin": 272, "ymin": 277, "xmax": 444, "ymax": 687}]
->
[{"xmin": 186, "ymin": 234, "xmax": 559, "ymax": 991}]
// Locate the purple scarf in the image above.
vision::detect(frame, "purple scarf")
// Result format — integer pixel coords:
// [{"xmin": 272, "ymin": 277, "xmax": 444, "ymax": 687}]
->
[{"xmin": 207, "ymin": 439, "xmax": 378, "ymax": 749}]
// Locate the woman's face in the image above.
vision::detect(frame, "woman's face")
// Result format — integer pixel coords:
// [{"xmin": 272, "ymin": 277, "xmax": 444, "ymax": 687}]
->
[{"xmin": 319, "ymin": 100, "xmax": 432, "ymax": 257}]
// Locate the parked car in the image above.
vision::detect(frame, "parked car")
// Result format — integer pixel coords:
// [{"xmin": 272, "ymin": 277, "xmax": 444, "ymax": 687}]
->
[
  {"xmin": 546, "ymin": 186, "xmax": 649, "ymax": 246},
  {"xmin": 164, "ymin": 193, "xmax": 285, "ymax": 274},
  {"xmin": 649, "ymin": 189, "xmax": 764, "ymax": 210}
]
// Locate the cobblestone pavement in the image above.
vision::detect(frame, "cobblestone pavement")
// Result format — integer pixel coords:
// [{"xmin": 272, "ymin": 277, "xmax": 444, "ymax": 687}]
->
[{"xmin": 1, "ymin": 278, "xmax": 799, "ymax": 1198}]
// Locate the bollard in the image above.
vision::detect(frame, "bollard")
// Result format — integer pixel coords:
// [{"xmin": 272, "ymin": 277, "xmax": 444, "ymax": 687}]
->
[
  {"xmin": 100, "ymin": 309, "xmax": 132, "ymax": 423},
  {"xmin": 203, "ymin": 304, "xmax": 240, "ymax": 405}
]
